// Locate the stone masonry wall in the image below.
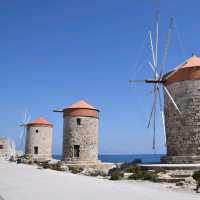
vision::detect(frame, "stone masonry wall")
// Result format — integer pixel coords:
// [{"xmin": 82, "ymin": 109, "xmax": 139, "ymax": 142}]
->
[
  {"xmin": 164, "ymin": 79, "xmax": 200, "ymax": 163},
  {"xmin": 25, "ymin": 126, "xmax": 52, "ymax": 161},
  {"xmin": 62, "ymin": 116, "xmax": 98, "ymax": 163}
]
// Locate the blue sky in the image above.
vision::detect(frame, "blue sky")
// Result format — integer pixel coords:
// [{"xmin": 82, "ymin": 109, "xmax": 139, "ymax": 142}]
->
[{"xmin": 0, "ymin": 0, "xmax": 200, "ymax": 155}]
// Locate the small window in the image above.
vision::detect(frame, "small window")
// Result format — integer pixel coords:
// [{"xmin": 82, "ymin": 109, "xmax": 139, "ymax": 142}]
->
[
  {"xmin": 0, "ymin": 145, "xmax": 3, "ymax": 149},
  {"xmin": 77, "ymin": 118, "xmax": 81, "ymax": 125},
  {"xmin": 74, "ymin": 145, "xmax": 80, "ymax": 158},
  {"xmin": 36, "ymin": 129, "xmax": 39, "ymax": 133},
  {"xmin": 34, "ymin": 146, "xmax": 38, "ymax": 154}
]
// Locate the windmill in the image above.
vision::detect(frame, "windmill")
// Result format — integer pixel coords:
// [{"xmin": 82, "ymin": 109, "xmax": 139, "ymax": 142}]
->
[
  {"xmin": 19, "ymin": 110, "xmax": 31, "ymax": 151},
  {"xmin": 11, "ymin": 139, "xmax": 16, "ymax": 157},
  {"xmin": 129, "ymin": 16, "xmax": 181, "ymax": 151}
]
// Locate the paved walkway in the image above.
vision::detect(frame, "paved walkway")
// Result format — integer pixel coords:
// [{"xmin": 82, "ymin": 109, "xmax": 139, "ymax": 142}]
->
[{"xmin": 0, "ymin": 161, "xmax": 199, "ymax": 200}]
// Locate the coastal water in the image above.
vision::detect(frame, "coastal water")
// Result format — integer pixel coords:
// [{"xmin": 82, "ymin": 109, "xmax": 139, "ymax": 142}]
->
[{"xmin": 53, "ymin": 154, "xmax": 164, "ymax": 164}]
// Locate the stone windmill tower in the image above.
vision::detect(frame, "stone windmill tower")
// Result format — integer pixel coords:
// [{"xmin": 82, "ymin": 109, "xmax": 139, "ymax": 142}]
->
[
  {"xmin": 129, "ymin": 15, "xmax": 200, "ymax": 163},
  {"xmin": 131, "ymin": 54, "xmax": 200, "ymax": 164},
  {"xmin": 162, "ymin": 55, "xmax": 200, "ymax": 164},
  {"xmin": 25, "ymin": 117, "xmax": 53, "ymax": 161},
  {"xmin": 54, "ymin": 100, "xmax": 99, "ymax": 164}
]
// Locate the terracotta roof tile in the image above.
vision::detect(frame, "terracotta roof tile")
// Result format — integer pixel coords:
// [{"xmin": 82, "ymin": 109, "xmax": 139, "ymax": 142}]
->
[
  {"xmin": 163, "ymin": 55, "xmax": 200, "ymax": 85},
  {"xmin": 27, "ymin": 117, "xmax": 53, "ymax": 127},
  {"xmin": 64, "ymin": 100, "xmax": 97, "ymax": 110},
  {"xmin": 174, "ymin": 55, "xmax": 200, "ymax": 70}
]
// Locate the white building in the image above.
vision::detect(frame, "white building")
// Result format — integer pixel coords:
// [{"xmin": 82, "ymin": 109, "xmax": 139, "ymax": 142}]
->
[{"xmin": 0, "ymin": 137, "xmax": 15, "ymax": 160}]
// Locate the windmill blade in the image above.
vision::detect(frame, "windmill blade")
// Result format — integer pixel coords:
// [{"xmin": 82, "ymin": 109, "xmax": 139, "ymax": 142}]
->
[
  {"xmin": 147, "ymin": 85, "xmax": 157, "ymax": 128},
  {"xmin": 22, "ymin": 109, "xmax": 31, "ymax": 124},
  {"xmin": 149, "ymin": 31, "xmax": 156, "ymax": 68},
  {"xmin": 157, "ymin": 85, "xmax": 162, "ymax": 109},
  {"xmin": 147, "ymin": 97, "xmax": 156, "ymax": 128},
  {"xmin": 153, "ymin": 97, "xmax": 156, "ymax": 150},
  {"xmin": 152, "ymin": 84, "xmax": 158, "ymax": 150},
  {"xmin": 148, "ymin": 12, "xmax": 159, "ymax": 79},
  {"xmin": 25, "ymin": 115, "xmax": 31, "ymax": 124},
  {"xmin": 19, "ymin": 109, "xmax": 30, "ymax": 151},
  {"xmin": 148, "ymin": 61, "xmax": 159, "ymax": 78},
  {"xmin": 23, "ymin": 109, "xmax": 28, "ymax": 123},
  {"xmin": 163, "ymin": 86, "xmax": 181, "ymax": 114},
  {"xmin": 160, "ymin": 17, "xmax": 174, "ymax": 76},
  {"xmin": 21, "ymin": 109, "xmax": 31, "ymax": 125},
  {"xmin": 155, "ymin": 11, "xmax": 159, "ymax": 68},
  {"xmin": 161, "ymin": 111, "xmax": 167, "ymax": 146},
  {"xmin": 129, "ymin": 80, "xmax": 147, "ymax": 83},
  {"xmin": 157, "ymin": 86, "xmax": 167, "ymax": 146}
]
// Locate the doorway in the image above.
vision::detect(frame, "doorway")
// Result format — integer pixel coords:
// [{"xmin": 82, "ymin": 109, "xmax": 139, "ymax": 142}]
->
[
  {"xmin": 34, "ymin": 146, "xmax": 38, "ymax": 154},
  {"xmin": 74, "ymin": 145, "xmax": 80, "ymax": 158}
]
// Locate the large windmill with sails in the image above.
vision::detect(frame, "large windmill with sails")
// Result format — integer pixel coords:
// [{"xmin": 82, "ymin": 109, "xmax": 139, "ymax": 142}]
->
[
  {"xmin": 130, "ymin": 17, "xmax": 180, "ymax": 150},
  {"xmin": 130, "ymin": 16, "xmax": 200, "ymax": 164}
]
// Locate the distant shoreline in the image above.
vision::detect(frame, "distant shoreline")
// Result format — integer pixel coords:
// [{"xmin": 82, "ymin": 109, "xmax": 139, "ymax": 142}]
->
[{"xmin": 53, "ymin": 154, "xmax": 165, "ymax": 164}]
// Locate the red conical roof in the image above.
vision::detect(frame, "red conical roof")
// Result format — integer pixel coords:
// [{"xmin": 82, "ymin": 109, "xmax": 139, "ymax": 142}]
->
[
  {"xmin": 174, "ymin": 55, "xmax": 200, "ymax": 69},
  {"xmin": 163, "ymin": 54, "xmax": 200, "ymax": 85},
  {"xmin": 27, "ymin": 117, "xmax": 53, "ymax": 127},
  {"xmin": 63, "ymin": 100, "xmax": 99, "ymax": 118},
  {"xmin": 64, "ymin": 100, "xmax": 97, "ymax": 110}
]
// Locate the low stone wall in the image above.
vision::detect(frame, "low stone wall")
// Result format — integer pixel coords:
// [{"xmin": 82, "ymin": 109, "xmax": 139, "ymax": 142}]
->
[{"xmin": 162, "ymin": 156, "xmax": 200, "ymax": 164}]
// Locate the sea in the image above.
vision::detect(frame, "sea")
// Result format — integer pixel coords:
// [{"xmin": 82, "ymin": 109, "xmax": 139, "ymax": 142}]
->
[{"xmin": 53, "ymin": 154, "xmax": 164, "ymax": 164}]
